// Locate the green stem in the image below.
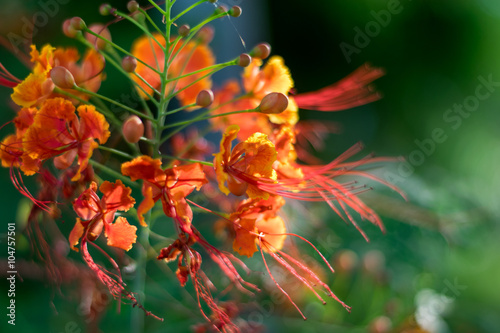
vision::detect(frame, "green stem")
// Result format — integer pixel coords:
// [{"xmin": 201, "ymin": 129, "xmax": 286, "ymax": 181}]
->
[
  {"xmin": 159, "ymin": 155, "xmax": 213, "ymax": 166},
  {"xmin": 160, "ymin": 103, "xmax": 197, "ymax": 116},
  {"xmin": 76, "ymin": 36, "xmax": 157, "ymax": 119},
  {"xmin": 171, "ymin": 0, "xmax": 206, "ymax": 22},
  {"xmin": 88, "ymin": 160, "xmax": 139, "ymax": 189},
  {"xmin": 83, "ymin": 28, "xmax": 161, "ymax": 74},
  {"xmin": 162, "ymin": 109, "xmax": 257, "ymax": 129},
  {"xmin": 131, "ymin": 210, "xmax": 150, "ymax": 333},
  {"xmin": 164, "ymin": 61, "xmax": 234, "ymax": 84},
  {"xmin": 74, "ymin": 86, "xmax": 156, "ymax": 122},
  {"xmin": 147, "ymin": 0, "xmax": 166, "ymax": 15},
  {"xmin": 114, "ymin": 10, "xmax": 165, "ymax": 48},
  {"xmin": 139, "ymin": 8, "xmax": 164, "ymax": 36},
  {"xmin": 97, "ymin": 145, "xmax": 135, "ymax": 159},
  {"xmin": 132, "ymin": 72, "xmax": 161, "ymax": 99}
]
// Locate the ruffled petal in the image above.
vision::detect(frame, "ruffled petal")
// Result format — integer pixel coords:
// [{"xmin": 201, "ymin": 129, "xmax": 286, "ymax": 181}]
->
[
  {"xmin": 213, "ymin": 125, "xmax": 240, "ymax": 195},
  {"xmin": 10, "ymin": 72, "xmax": 46, "ymax": 107},
  {"xmin": 99, "ymin": 180, "xmax": 136, "ymax": 220},
  {"xmin": 121, "ymin": 155, "xmax": 163, "ymax": 182},
  {"xmin": 168, "ymin": 163, "xmax": 208, "ymax": 198},
  {"xmin": 77, "ymin": 104, "xmax": 110, "ymax": 144},
  {"xmin": 104, "ymin": 216, "xmax": 137, "ymax": 251},
  {"xmin": 232, "ymin": 218, "xmax": 257, "ymax": 257}
]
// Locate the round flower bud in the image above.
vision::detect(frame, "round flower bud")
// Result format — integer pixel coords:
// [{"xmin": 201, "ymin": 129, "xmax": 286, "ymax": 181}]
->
[
  {"xmin": 62, "ymin": 19, "xmax": 79, "ymax": 38},
  {"xmin": 258, "ymin": 92, "xmax": 288, "ymax": 114},
  {"xmin": 215, "ymin": 5, "xmax": 228, "ymax": 15},
  {"xmin": 178, "ymin": 24, "xmax": 190, "ymax": 37},
  {"xmin": 122, "ymin": 56, "xmax": 137, "ymax": 73},
  {"xmin": 198, "ymin": 26, "xmax": 214, "ymax": 44},
  {"xmin": 70, "ymin": 17, "xmax": 86, "ymax": 31},
  {"xmin": 229, "ymin": 6, "xmax": 242, "ymax": 17},
  {"xmin": 250, "ymin": 43, "xmax": 271, "ymax": 59},
  {"xmin": 127, "ymin": 1, "xmax": 139, "ymax": 12},
  {"xmin": 362, "ymin": 250, "xmax": 386, "ymax": 276},
  {"xmin": 85, "ymin": 24, "xmax": 112, "ymax": 50},
  {"xmin": 87, "ymin": 220, "xmax": 104, "ymax": 242},
  {"xmin": 227, "ymin": 175, "xmax": 248, "ymax": 196},
  {"xmin": 369, "ymin": 316, "xmax": 392, "ymax": 333},
  {"xmin": 132, "ymin": 11, "xmax": 145, "ymax": 22},
  {"xmin": 99, "ymin": 3, "xmax": 112, "ymax": 16},
  {"xmin": 122, "ymin": 115, "xmax": 145, "ymax": 143},
  {"xmin": 196, "ymin": 89, "xmax": 214, "ymax": 108},
  {"xmin": 237, "ymin": 53, "xmax": 251, "ymax": 67},
  {"xmin": 50, "ymin": 66, "xmax": 76, "ymax": 89},
  {"xmin": 335, "ymin": 249, "xmax": 359, "ymax": 273}
]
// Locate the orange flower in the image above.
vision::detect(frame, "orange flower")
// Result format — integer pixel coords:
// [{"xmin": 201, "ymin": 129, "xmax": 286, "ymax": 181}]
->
[
  {"xmin": 242, "ymin": 56, "xmax": 299, "ymax": 126},
  {"xmin": 228, "ymin": 194, "xmax": 350, "ymax": 318},
  {"xmin": 210, "ymin": 80, "xmax": 273, "ymax": 139},
  {"xmin": 121, "ymin": 156, "xmax": 207, "ymax": 232},
  {"xmin": 214, "ymin": 125, "xmax": 277, "ymax": 200},
  {"xmin": 11, "ymin": 44, "xmax": 104, "ymax": 107},
  {"xmin": 23, "ymin": 98, "xmax": 110, "ymax": 180},
  {"xmin": 271, "ymin": 125, "xmax": 304, "ymax": 179},
  {"xmin": 209, "ymin": 56, "xmax": 298, "ymax": 139},
  {"xmin": 0, "ymin": 106, "xmax": 39, "ymax": 174},
  {"xmin": 230, "ymin": 195, "xmax": 286, "ymax": 257},
  {"xmin": 243, "ymin": 56, "xmax": 293, "ymax": 99},
  {"xmin": 130, "ymin": 33, "xmax": 215, "ymax": 106},
  {"xmin": 69, "ymin": 180, "xmax": 137, "ymax": 251}
]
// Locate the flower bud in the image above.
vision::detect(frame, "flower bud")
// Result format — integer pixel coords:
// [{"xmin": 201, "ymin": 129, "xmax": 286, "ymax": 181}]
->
[
  {"xmin": 237, "ymin": 53, "xmax": 251, "ymax": 67},
  {"xmin": 197, "ymin": 26, "xmax": 214, "ymax": 44},
  {"xmin": 258, "ymin": 92, "xmax": 288, "ymax": 114},
  {"xmin": 215, "ymin": 5, "xmax": 228, "ymax": 15},
  {"xmin": 70, "ymin": 17, "xmax": 86, "ymax": 31},
  {"xmin": 132, "ymin": 11, "xmax": 145, "ymax": 22},
  {"xmin": 196, "ymin": 89, "xmax": 214, "ymax": 108},
  {"xmin": 122, "ymin": 115, "xmax": 144, "ymax": 143},
  {"xmin": 335, "ymin": 249, "xmax": 359, "ymax": 273},
  {"xmin": 122, "ymin": 56, "xmax": 137, "ymax": 73},
  {"xmin": 227, "ymin": 175, "xmax": 248, "ymax": 196},
  {"xmin": 362, "ymin": 250, "xmax": 385, "ymax": 276},
  {"xmin": 127, "ymin": 1, "xmax": 139, "ymax": 12},
  {"xmin": 51, "ymin": 66, "xmax": 76, "ymax": 89},
  {"xmin": 99, "ymin": 3, "xmax": 112, "ymax": 16},
  {"xmin": 87, "ymin": 220, "xmax": 104, "ymax": 242},
  {"xmin": 250, "ymin": 43, "xmax": 271, "ymax": 59},
  {"xmin": 369, "ymin": 316, "xmax": 392, "ymax": 333},
  {"xmin": 85, "ymin": 24, "xmax": 112, "ymax": 50},
  {"xmin": 62, "ymin": 19, "xmax": 79, "ymax": 38},
  {"xmin": 207, "ymin": 0, "xmax": 217, "ymax": 3},
  {"xmin": 178, "ymin": 24, "xmax": 190, "ymax": 37},
  {"xmin": 229, "ymin": 6, "xmax": 242, "ymax": 17}
]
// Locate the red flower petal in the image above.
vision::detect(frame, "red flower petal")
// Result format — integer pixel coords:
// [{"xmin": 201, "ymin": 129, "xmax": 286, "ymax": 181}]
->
[{"xmin": 104, "ymin": 216, "xmax": 137, "ymax": 251}]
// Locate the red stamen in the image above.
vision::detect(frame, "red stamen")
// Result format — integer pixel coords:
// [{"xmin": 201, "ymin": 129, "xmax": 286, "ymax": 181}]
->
[
  {"xmin": 294, "ymin": 63, "xmax": 385, "ymax": 111},
  {"xmin": 258, "ymin": 238, "xmax": 307, "ymax": 320}
]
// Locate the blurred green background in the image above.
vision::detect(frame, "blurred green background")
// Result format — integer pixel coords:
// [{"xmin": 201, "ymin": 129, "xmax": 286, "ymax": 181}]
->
[{"xmin": 1, "ymin": 0, "xmax": 499, "ymax": 332}]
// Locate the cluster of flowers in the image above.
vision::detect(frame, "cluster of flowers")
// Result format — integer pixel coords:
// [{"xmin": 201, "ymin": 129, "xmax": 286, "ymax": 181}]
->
[{"xmin": 0, "ymin": 1, "xmax": 401, "ymax": 331}]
